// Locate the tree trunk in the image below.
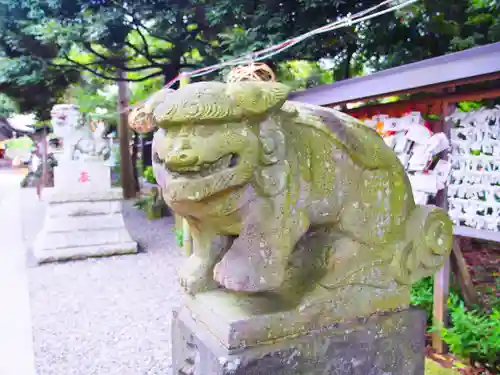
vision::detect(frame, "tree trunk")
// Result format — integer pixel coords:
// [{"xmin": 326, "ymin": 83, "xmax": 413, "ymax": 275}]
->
[
  {"xmin": 117, "ymin": 68, "xmax": 136, "ymax": 199},
  {"xmin": 131, "ymin": 132, "xmax": 140, "ymax": 192},
  {"xmin": 163, "ymin": 63, "xmax": 181, "ymax": 87}
]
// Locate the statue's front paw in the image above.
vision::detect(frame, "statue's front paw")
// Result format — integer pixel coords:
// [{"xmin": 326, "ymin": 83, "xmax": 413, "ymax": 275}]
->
[
  {"xmin": 213, "ymin": 252, "xmax": 286, "ymax": 292},
  {"xmin": 178, "ymin": 256, "xmax": 212, "ymax": 295}
]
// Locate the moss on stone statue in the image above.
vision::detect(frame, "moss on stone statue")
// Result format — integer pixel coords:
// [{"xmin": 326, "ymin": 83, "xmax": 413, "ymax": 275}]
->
[{"xmin": 130, "ymin": 80, "xmax": 454, "ymax": 323}]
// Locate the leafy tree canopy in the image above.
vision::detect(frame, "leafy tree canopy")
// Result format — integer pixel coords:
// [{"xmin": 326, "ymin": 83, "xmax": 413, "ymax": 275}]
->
[
  {"xmin": 1, "ymin": 0, "xmax": 499, "ymax": 118},
  {"xmin": 15, "ymin": 0, "xmax": 378, "ymax": 83},
  {"xmin": 360, "ymin": 0, "xmax": 500, "ymax": 70},
  {"xmin": 0, "ymin": 0, "xmax": 80, "ymax": 119},
  {"xmin": 0, "ymin": 92, "xmax": 19, "ymax": 118}
]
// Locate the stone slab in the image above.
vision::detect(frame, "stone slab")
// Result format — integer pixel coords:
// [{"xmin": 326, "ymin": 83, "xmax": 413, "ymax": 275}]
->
[
  {"xmin": 34, "ymin": 242, "xmax": 138, "ymax": 263},
  {"xmin": 180, "ymin": 286, "xmax": 410, "ymax": 351},
  {"xmin": 34, "ymin": 157, "xmax": 138, "ymax": 263},
  {"xmin": 172, "ymin": 306, "xmax": 426, "ymax": 375},
  {"xmin": 47, "ymin": 200, "xmax": 122, "ymax": 217},
  {"xmin": 43, "ymin": 187, "xmax": 123, "ymax": 204},
  {"xmin": 33, "ymin": 207, "xmax": 138, "ymax": 263},
  {"xmin": 34, "ymin": 228, "xmax": 135, "ymax": 251},
  {"xmin": 42, "ymin": 214, "xmax": 127, "ymax": 233}
]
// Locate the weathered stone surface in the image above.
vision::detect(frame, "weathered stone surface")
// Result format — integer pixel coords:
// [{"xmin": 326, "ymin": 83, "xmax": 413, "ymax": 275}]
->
[
  {"xmin": 35, "ymin": 228, "xmax": 133, "ymax": 250},
  {"xmin": 130, "ymin": 80, "xmax": 454, "ymax": 322},
  {"xmin": 172, "ymin": 305, "xmax": 426, "ymax": 375},
  {"xmin": 34, "ymin": 241, "xmax": 138, "ymax": 263},
  {"xmin": 177, "ymin": 288, "xmax": 410, "ymax": 351},
  {"xmin": 44, "ymin": 188, "xmax": 123, "ymax": 204},
  {"xmin": 33, "ymin": 210, "xmax": 137, "ymax": 263},
  {"xmin": 47, "ymin": 201, "xmax": 122, "ymax": 217},
  {"xmin": 43, "ymin": 214, "xmax": 127, "ymax": 233}
]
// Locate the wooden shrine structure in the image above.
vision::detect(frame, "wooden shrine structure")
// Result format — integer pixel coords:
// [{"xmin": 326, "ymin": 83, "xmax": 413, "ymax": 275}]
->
[{"xmin": 291, "ymin": 41, "xmax": 500, "ymax": 353}]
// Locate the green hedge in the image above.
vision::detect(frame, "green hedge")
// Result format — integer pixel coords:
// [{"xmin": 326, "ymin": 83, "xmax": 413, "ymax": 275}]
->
[{"xmin": 411, "ymin": 277, "xmax": 499, "ymax": 372}]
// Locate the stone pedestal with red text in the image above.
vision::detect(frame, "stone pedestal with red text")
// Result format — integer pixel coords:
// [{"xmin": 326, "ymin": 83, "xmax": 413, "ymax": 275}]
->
[{"xmin": 33, "ymin": 160, "xmax": 137, "ymax": 263}]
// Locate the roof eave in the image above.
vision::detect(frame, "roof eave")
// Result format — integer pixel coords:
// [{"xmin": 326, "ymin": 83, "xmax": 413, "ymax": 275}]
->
[{"xmin": 289, "ymin": 42, "xmax": 500, "ymax": 106}]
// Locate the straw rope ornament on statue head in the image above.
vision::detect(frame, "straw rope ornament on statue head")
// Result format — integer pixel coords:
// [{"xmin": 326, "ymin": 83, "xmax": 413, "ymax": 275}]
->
[
  {"xmin": 128, "ymin": 87, "xmax": 175, "ymax": 133},
  {"xmin": 227, "ymin": 62, "xmax": 276, "ymax": 83}
]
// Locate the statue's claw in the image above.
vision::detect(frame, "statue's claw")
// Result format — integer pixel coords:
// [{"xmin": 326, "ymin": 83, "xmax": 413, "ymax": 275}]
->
[{"xmin": 178, "ymin": 256, "xmax": 212, "ymax": 295}]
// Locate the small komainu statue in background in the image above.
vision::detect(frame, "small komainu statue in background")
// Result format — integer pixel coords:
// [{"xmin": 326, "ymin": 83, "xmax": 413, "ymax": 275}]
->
[
  {"xmin": 130, "ymin": 81, "xmax": 453, "ymax": 318},
  {"xmin": 51, "ymin": 104, "xmax": 110, "ymax": 162}
]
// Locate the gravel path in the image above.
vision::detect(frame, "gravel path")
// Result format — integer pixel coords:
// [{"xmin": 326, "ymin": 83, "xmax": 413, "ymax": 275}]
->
[{"xmin": 21, "ymin": 189, "xmax": 184, "ymax": 375}]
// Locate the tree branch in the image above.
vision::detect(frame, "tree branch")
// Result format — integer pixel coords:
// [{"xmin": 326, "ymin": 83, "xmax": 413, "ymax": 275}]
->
[
  {"xmin": 56, "ymin": 50, "xmax": 160, "ymax": 72},
  {"xmin": 123, "ymin": 41, "xmax": 162, "ymax": 66},
  {"xmin": 108, "ymin": 0, "xmax": 175, "ymax": 44},
  {"xmin": 134, "ymin": 24, "xmax": 151, "ymax": 57},
  {"xmin": 52, "ymin": 55, "xmax": 164, "ymax": 82},
  {"xmin": 82, "ymin": 42, "xmax": 117, "ymax": 63}
]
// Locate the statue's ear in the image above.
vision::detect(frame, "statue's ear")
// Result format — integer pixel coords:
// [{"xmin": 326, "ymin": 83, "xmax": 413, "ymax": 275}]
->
[
  {"xmin": 253, "ymin": 119, "xmax": 288, "ymax": 197},
  {"xmin": 225, "ymin": 81, "xmax": 291, "ymax": 116},
  {"xmin": 258, "ymin": 119, "xmax": 286, "ymax": 166}
]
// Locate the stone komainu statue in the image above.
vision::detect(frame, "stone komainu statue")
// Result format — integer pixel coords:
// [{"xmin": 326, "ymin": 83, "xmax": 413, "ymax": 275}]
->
[
  {"xmin": 130, "ymin": 81, "xmax": 453, "ymax": 317},
  {"xmin": 51, "ymin": 104, "xmax": 110, "ymax": 162}
]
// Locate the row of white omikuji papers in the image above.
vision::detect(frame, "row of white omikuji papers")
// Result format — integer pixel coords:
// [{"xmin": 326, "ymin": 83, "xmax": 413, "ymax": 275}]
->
[
  {"xmin": 447, "ymin": 107, "xmax": 500, "ymax": 231},
  {"xmin": 365, "ymin": 108, "xmax": 500, "ymax": 231},
  {"xmin": 365, "ymin": 112, "xmax": 450, "ymax": 205}
]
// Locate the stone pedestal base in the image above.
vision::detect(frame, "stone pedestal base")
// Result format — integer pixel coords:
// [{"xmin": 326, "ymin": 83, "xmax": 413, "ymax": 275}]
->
[
  {"xmin": 33, "ymin": 161, "xmax": 138, "ymax": 263},
  {"xmin": 172, "ymin": 299, "xmax": 426, "ymax": 375}
]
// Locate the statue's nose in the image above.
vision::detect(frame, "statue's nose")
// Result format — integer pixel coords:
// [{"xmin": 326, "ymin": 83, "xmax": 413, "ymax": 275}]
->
[
  {"xmin": 164, "ymin": 139, "xmax": 199, "ymax": 169},
  {"xmin": 164, "ymin": 151, "xmax": 199, "ymax": 169}
]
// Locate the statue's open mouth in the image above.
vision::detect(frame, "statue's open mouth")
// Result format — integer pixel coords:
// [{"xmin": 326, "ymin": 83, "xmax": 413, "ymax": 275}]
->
[{"xmin": 164, "ymin": 153, "xmax": 240, "ymax": 179}]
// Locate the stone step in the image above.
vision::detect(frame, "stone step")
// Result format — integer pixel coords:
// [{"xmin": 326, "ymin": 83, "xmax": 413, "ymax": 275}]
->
[
  {"xmin": 43, "ymin": 214, "xmax": 127, "ymax": 232},
  {"xmin": 43, "ymin": 188, "xmax": 123, "ymax": 203},
  {"xmin": 47, "ymin": 201, "xmax": 122, "ymax": 217},
  {"xmin": 34, "ymin": 228, "xmax": 135, "ymax": 251},
  {"xmin": 34, "ymin": 242, "xmax": 138, "ymax": 263}
]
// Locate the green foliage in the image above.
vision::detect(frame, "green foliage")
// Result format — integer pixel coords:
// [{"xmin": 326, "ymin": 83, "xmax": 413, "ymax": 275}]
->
[
  {"xmin": 129, "ymin": 77, "xmax": 163, "ymax": 105},
  {"xmin": 63, "ymin": 73, "xmax": 119, "ymax": 127},
  {"xmin": 457, "ymin": 101, "xmax": 486, "ymax": 113},
  {"xmin": 143, "ymin": 166, "xmax": 156, "ymax": 185},
  {"xmin": 361, "ymin": 0, "xmax": 500, "ymax": 71},
  {"xmin": 33, "ymin": 120, "xmax": 52, "ymax": 130},
  {"xmin": 4, "ymin": 135, "xmax": 33, "ymax": 150},
  {"xmin": 0, "ymin": 93, "xmax": 19, "ymax": 117},
  {"xmin": 1, "ymin": 0, "xmax": 498, "ymax": 117},
  {"xmin": 276, "ymin": 60, "xmax": 334, "ymax": 91},
  {"xmin": 0, "ymin": 0, "xmax": 80, "ymax": 119},
  {"xmin": 439, "ymin": 295, "xmax": 499, "ymax": 371},
  {"xmin": 175, "ymin": 229, "xmax": 184, "ymax": 247},
  {"xmin": 134, "ymin": 188, "xmax": 168, "ymax": 220},
  {"xmin": 411, "ymin": 277, "xmax": 500, "ymax": 371},
  {"xmin": 411, "ymin": 277, "xmax": 435, "ymax": 324},
  {"xmin": 19, "ymin": 0, "xmax": 228, "ymax": 82}
]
